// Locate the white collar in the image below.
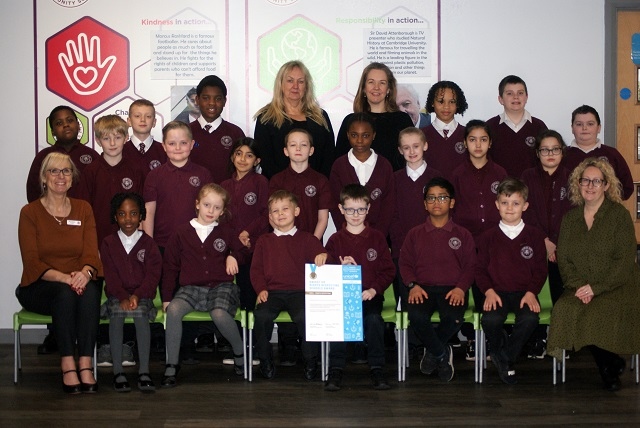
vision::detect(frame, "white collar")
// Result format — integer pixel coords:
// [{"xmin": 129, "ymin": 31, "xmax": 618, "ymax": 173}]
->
[
  {"xmin": 190, "ymin": 218, "xmax": 217, "ymax": 242},
  {"xmin": 197, "ymin": 116, "xmax": 223, "ymax": 132},
  {"xmin": 432, "ymin": 117, "xmax": 458, "ymax": 132},
  {"xmin": 499, "ymin": 219, "xmax": 525, "ymax": 239},
  {"xmin": 499, "ymin": 110, "xmax": 532, "ymax": 128},
  {"xmin": 117, "ymin": 229, "xmax": 143, "ymax": 254},
  {"xmin": 273, "ymin": 226, "xmax": 298, "ymax": 237},
  {"xmin": 569, "ymin": 138, "xmax": 602, "ymax": 153},
  {"xmin": 130, "ymin": 134, "xmax": 154, "ymax": 149},
  {"xmin": 406, "ymin": 161, "xmax": 427, "ymax": 181}
]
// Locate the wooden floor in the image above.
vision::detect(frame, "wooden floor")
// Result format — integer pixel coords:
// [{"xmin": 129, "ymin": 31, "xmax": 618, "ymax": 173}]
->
[{"xmin": 2, "ymin": 342, "xmax": 640, "ymax": 427}]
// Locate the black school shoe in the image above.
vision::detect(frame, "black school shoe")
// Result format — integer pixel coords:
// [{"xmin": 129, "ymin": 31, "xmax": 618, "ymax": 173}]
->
[
  {"xmin": 490, "ymin": 352, "xmax": 517, "ymax": 385},
  {"xmin": 304, "ymin": 359, "xmax": 318, "ymax": 381},
  {"xmin": 324, "ymin": 368, "xmax": 343, "ymax": 391},
  {"xmin": 113, "ymin": 373, "xmax": 131, "ymax": 393},
  {"xmin": 260, "ymin": 359, "xmax": 275, "ymax": 379},
  {"xmin": 137, "ymin": 373, "xmax": 156, "ymax": 393},
  {"xmin": 161, "ymin": 364, "xmax": 180, "ymax": 388},
  {"xmin": 371, "ymin": 368, "xmax": 391, "ymax": 390}
]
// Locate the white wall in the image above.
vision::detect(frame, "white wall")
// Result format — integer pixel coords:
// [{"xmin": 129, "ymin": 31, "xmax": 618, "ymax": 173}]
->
[{"xmin": 0, "ymin": 0, "xmax": 606, "ymax": 330}]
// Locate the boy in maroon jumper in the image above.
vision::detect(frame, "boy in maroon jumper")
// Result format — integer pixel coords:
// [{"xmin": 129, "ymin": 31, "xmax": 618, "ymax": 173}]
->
[
  {"xmin": 400, "ymin": 177, "xmax": 476, "ymax": 382},
  {"xmin": 124, "ymin": 99, "xmax": 167, "ymax": 180},
  {"xmin": 189, "ymin": 75, "xmax": 245, "ymax": 184},
  {"xmin": 486, "ymin": 75, "xmax": 548, "ymax": 178},
  {"xmin": 477, "ymin": 178, "xmax": 547, "ymax": 384},
  {"xmin": 563, "ymin": 105, "xmax": 633, "ymax": 200},
  {"xmin": 77, "ymin": 115, "xmax": 144, "ymax": 245},
  {"xmin": 251, "ymin": 190, "xmax": 328, "ymax": 381},
  {"xmin": 324, "ymin": 184, "xmax": 396, "ymax": 391},
  {"xmin": 420, "ymin": 81, "xmax": 469, "ymax": 180},
  {"xmin": 269, "ymin": 128, "xmax": 331, "ymax": 240},
  {"xmin": 26, "ymin": 105, "xmax": 99, "ymax": 202},
  {"xmin": 142, "ymin": 121, "xmax": 213, "ymax": 249},
  {"xmin": 330, "ymin": 113, "xmax": 395, "ymax": 236}
]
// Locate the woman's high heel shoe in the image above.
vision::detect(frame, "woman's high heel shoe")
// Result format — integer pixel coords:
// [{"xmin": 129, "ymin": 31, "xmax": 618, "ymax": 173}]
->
[
  {"xmin": 62, "ymin": 369, "xmax": 81, "ymax": 394},
  {"xmin": 78, "ymin": 367, "xmax": 99, "ymax": 393}
]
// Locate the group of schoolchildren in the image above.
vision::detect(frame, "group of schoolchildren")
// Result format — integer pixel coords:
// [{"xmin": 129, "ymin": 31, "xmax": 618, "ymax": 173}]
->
[{"xmin": 28, "ymin": 71, "xmax": 635, "ymax": 393}]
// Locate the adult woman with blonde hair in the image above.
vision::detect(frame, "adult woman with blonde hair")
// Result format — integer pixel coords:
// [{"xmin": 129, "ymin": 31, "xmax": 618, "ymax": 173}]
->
[
  {"xmin": 548, "ymin": 157, "xmax": 640, "ymax": 391},
  {"xmin": 335, "ymin": 62, "xmax": 413, "ymax": 170},
  {"xmin": 253, "ymin": 60, "xmax": 335, "ymax": 178},
  {"xmin": 17, "ymin": 152, "xmax": 103, "ymax": 394}
]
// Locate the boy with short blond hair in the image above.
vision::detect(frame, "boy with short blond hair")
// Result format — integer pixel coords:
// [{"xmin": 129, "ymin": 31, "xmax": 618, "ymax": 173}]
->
[
  {"xmin": 251, "ymin": 190, "xmax": 328, "ymax": 381},
  {"xmin": 269, "ymin": 128, "xmax": 331, "ymax": 240},
  {"xmin": 124, "ymin": 99, "xmax": 167, "ymax": 179},
  {"xmin": 324, "ymin": 184, "xmax": 396, "ymax": 391},
  {"xmin": 78, "ymin": 114, "xmax": 144, "ymax": 245},
  {"xmin": 142, "ymin": 121, "xmax": 212, "ymax": 249},
  {"xmin": 476, "ymin": 177, "xmax": 547, "ymax": 384}
]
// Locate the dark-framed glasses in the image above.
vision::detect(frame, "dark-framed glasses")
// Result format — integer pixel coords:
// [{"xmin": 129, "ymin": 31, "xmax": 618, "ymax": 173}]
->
[
  {"xmin": 47, "ymin": 168, "xmax": 73, "ymax": 176},
  {"xmin": 538, "ymin": 147, "xmax": 562, "ymax": 156},
  {"xmin": 342, "ymin": 207, "xmax": 368, "ymax": 215},
  {"xmin": 578, "ymin": 178, "xmax": 606, "ymax": 188},
  {"xmin": 425, "ymin": 195, "xmax": 451, "ymax": 204}
]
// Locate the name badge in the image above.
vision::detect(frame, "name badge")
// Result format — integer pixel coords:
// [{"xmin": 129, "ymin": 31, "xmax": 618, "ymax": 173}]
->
[{"xmin": 66, "ymin": 220, "xmax": 82, "ymax": 226}]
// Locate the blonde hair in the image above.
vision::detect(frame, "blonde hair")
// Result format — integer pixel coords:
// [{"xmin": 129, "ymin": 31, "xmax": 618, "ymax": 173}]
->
[
  {"xmin": 253, "ymin": 61, "xmax": 329, "ymax": 130},
  {"xmin": 353, "ymin": 62, "xmax": 399, "ymax": 113},
  {"xmin": 39, "ymin": 152, "xmax": 79, "ymax": 196},
  {"xmin": 567, "ymin": 157, "xmax": 622, "ymax": 205},
  {"xmin": 196, "ymin": 183, "xmax": 231, "ymax": 223},
  {"xmin": 94, "ymin": 114, "xmax": 128, "ymax": 139}
]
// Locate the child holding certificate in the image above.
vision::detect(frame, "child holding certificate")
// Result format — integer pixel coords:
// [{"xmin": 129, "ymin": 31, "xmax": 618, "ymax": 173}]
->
[{"xmin": 324, "ymin": 184, "xmax": 396, "ymax": 391}]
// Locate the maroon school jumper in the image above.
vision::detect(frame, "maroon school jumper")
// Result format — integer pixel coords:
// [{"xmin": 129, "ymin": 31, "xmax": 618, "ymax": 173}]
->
[
  {"xmin": 520, "ymin": 164, "xmax": 571, "ymax": 245},
  {"xmin": 389, "ymin": 165, "xmax": 442, "ymax": 258},
  {"xmin": 143, "ymin": 160, "xmax": 212, "ymax": 247},
  {"xmin": 421, "ymin": 124, "xmax": 467, "ymax": 180},
  {"xmin": 26, "ymin": 142, "xmax": 100, "ymax": 202},
  {"xmin": 76, "ymin": 156, "xmax": 145, "ymax": 245},
  {"xmin": 486, "ymin": 115, "xmax": 547, "ymax": 178},
  {"xmin": 563, "ymin": 144, "xmax": 634, "ymax": 200},
  {"xmin": 123, "ymin": 139, "xmax": 167, "ymax": 181},
  {"xmin": 161, "ymin": 221, "xmax": 245, "ymax": 301},
  {"xmin": 189, "ymin": 120, "xmax": 245, "ymax": 184},
  {"xmin": 220, "ymin": 170, "xmax": 270, "ymax": 244},
  {"xmin": 101, "ymin": 231, "xmax": 162, "ymax": 301},
  {"xmin": 475, "ymin": 224, "xmax": 547, "ymax": 294},
  {"xmin": 250, "ymin": 230, "xmax": 327, "ymax": 293},
  {"xmin": 399, "ymin": 217, "xmax": 476, "ymax": 291},
  {"xmin": 329, "ymin": 153, "xmax": 395, "ymax": 237},
  {"xmin": 451, "ymin": 157, "xmax": 508, "ymax": 239},
  {"xmin": 326, "ymin": 225, "xmax": 395, "ymax": 295},
  {"xmin": 269, "ymin": 166, "xmax": 332, "ymax": 235}
]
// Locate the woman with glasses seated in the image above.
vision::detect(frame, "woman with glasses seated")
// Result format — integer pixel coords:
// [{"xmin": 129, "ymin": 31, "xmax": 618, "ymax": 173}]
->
[
  {"xmin": 17, "ymin": 152, "xmax": 103, "ymax": 394},
  {"xmin": 548, "ymin": 157, "xmax": 640, "ymax": 391}
]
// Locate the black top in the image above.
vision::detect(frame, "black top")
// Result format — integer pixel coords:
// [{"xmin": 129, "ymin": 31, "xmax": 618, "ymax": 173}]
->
[{"xmin": 253, "ymin": 110, "xmax": 335, "ymax": 179}]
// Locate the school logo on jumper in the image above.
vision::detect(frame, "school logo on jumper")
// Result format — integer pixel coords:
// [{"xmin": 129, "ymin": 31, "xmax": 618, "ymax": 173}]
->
[
  {"xmin": 213, "ymin": 238, "xmax": 227, "ymax": 252},
  {"xmin": 121, "ymin": 177, "xmax": 133, "ymax": 190},
  {"xmin": 366, "ymin": 248, "xmax": 377, "ymax": 261},
  {"xmin": 370, "ymin": 188, "xmax": 382, "ymax": 200},
  {"xmin": 560, "ymin": 187, "xmax": 567, "ymax": 200},
  {"xmin": 455, "ymin": 141, "xmax": 466, "ymax": 154},
  {"xmin": 491, "ymin": 181, "xmax": 500, "ymax": 194},
  {"xmin": 220, "ymin": 136, "xmax": 233, "ymax": 148},
  {"xmin": 137, "ymin": 249, "xmax": 145, "ymax": 262},
  {"xmin": 520, "ymin": 245, "xmax": 534, "ymax": 259},
  {"xmin": 448, "ymin": 237, "xmax": 461, "ymax": 250},
  {"xmin": 189, "ymin": 176, "xmax": 201, "ymax": 187},
  {"xmin": 79, "ymin": 154, "xmax": 93, "ymax": 164},
  {"xmin": 244, "ymin": 192, "xmax": 257, "ymax": 205},
  {"xmin": 525, "ymin": 136, "xmax": 536, "ymax": 147},
  {"xmin": 305, "ymin": 185, "xmax": 317, "ymax": 197},
  {"xmin": 149, "ymin": 160, "xmax": 161, "ymax": 170}
]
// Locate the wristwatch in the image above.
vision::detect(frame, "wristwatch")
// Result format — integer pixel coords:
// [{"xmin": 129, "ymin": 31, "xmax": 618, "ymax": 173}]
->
[{"xmin": 407, "ymin": 281, "xmax": 418, "ymax": 289}]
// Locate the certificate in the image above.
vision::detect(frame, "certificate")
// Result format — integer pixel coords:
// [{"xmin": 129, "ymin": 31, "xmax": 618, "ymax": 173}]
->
[{"xmin": 305, "ymin": 264, "xmax": 363, "ymax": 342}]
